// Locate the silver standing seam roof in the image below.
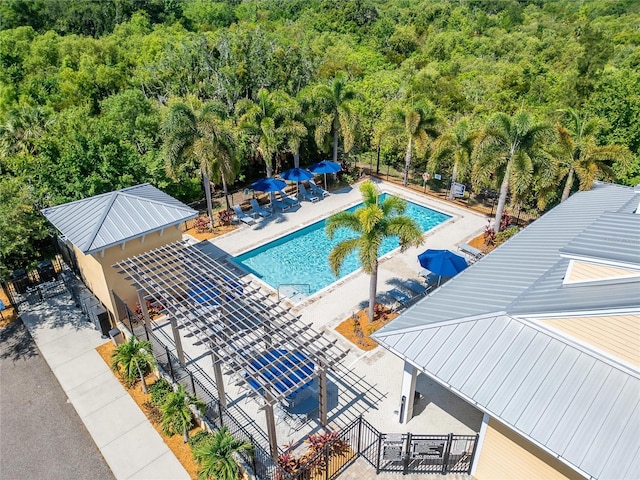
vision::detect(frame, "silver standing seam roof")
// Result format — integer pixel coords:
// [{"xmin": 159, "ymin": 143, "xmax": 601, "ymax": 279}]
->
[
  {"xmin": 372, "ymin": 182, "xmax": 640, "ymax": 480},
  {"xmin": 41, "ymin": 184, "xmax": 198, "ymax": 254}
]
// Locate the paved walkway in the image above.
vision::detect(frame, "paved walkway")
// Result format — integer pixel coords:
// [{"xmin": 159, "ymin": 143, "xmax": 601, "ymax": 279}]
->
[{"xmin": 19, "ymin": 295, "xmax": 189, "ymax": 480}]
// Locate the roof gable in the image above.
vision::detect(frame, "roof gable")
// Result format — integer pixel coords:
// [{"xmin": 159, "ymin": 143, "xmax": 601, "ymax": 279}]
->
[{"xmin": 41, "ymin": 184, "xmax": 197, "ymax": 254}]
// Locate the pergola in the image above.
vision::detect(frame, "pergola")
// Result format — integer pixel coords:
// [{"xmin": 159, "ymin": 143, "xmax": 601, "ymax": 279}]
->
[{"xmin": 114, "ymin": 241, "xmax": 348, "ymax": 457}]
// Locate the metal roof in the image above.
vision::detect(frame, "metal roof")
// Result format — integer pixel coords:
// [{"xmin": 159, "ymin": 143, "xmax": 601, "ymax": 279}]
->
[
  {"xmin": 372, "ymin": 182, "xmax": 640, "ymax": 480},
  {"xmin": 560, "ymin": 212, "xmax": 640, "ymax": 267},
  {"xmin": 41, "ymin": 184, "xmax": 197, "ymax": 254},
  {"xmin": 114, "ymin": 241, "xmax": 348, "ymax": 406},
  {"xmin": 379, "ymin": 313, "xmax": 640, "ymax": 480},
  {"xmin": 374, "ymin": 182, "xmax": 640, "ymax": 334}
]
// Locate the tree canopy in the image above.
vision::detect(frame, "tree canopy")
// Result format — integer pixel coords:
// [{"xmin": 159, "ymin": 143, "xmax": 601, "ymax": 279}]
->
[{"xmin": 1, "ymin": 0, "xmax": 638, "ymax": 274}]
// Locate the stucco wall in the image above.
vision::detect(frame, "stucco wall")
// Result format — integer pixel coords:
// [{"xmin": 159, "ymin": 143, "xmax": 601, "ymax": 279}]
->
[
  {"xmin": 474, "ymin": 418, "xmax": 585, "ymax": 480},
  {"xmin": 75, "ymin": 226, "xmax": 183, "ymax": 319}
]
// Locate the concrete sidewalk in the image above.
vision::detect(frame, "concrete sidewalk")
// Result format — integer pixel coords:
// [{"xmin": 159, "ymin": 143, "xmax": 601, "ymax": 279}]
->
[{"xmin": 20, "ymin": 295, "xmax": 189, "ymax": 480}]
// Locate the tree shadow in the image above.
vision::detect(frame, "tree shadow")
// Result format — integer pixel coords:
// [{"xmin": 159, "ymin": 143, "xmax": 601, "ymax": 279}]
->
[{"xmin": 0, "ymin": 320, "xmax": 39, "ymax": 362}]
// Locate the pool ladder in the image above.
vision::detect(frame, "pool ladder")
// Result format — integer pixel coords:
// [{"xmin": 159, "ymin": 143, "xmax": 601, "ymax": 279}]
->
[{"xmin": 277, "ymin": 283, "xmax": 311, "ymax": 301}]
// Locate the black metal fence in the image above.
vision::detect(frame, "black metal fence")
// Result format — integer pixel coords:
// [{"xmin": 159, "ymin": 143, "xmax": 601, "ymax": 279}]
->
[
  {"xmin": 1, "ymin": 256, "xmax": 68, "ymax": 308},
  {"xmin": 113, "ymin": 292, "xmax": 478, "ymax": 480}
]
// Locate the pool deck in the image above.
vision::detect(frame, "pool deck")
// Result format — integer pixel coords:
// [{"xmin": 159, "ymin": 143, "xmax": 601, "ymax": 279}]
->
[{"xmin": 178, "ymin": 179, "xmax": 488, "ymax": 450}]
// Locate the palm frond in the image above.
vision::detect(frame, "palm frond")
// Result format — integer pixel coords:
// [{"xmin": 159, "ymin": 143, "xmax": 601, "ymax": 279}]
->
[{"xmin": 328, "ymin": 238, "xmax": 360, "ymax": 276}]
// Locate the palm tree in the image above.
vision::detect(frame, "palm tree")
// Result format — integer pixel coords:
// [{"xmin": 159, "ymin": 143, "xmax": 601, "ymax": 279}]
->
[
  {"xmin": 193, "ymin": 427, "xmax": 253, "ymax": 480},
  {"xmin": 163, "ymin": 101, "xmax": 238, "ymax": 221},
  {"xmin": 473, "ymin": 111, "xmax": 551, "ymax": 233},
  {"xmin": 326, "ymin": 181, "xmax": 424, "ymax": 323},
  {"xmin": 311, "ymin": 73, "xmax": 362, "ymax": 164},
  {"xmin": 110, "ymin": 336, "xmax": 155, "ymax": 394},
  {"xmin": 383, "ymin": 101, "xmax": 439, "ymax": 187},
  {"xmin": 279, "ymin": 94, "xmax": 307, "ymax": 169},
  {"xmin": 235, "ymin": 88, "xmax": 287, "ymax": 177},
  {"xmin": 554, "ymin": 109, "xmax": 633, "ymax": 202},
  {"xmin": 429, "ymin": 118, "xmax": 476, "ymax": 200},
  {"xmin": 160, "ymin": 384, "xmax": 206, "ymax": 443}
]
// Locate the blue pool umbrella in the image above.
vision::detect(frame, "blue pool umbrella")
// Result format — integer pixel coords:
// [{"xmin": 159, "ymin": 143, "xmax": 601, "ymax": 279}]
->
[
  {"xmin": 279, "ymin": 168, "xmax": 314, "ymax": 196},
  {"xmin": 418, "ymin": 249, "xmax": 468, "ymax": 284},
  {"xmin": 308, "ymin": 160, "xmax": 342, "ymax": 189},
  {"xmin": 251, "ymin": 177, "xmax": 286, "ymax": 192}
]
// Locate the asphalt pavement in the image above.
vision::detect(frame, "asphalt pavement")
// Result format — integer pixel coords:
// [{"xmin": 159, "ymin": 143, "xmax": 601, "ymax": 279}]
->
[{"xmin": 0, "ymin": 319, "xmax": 115, "ymax": 480}]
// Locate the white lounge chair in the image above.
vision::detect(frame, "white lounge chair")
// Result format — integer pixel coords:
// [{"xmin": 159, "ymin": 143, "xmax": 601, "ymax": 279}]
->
[
  {"xmin": 268, "ymin": 191, "xmax": 291, "ymax": 211},
  {"xmin": 299, "ymin": 184, "xmax": 319, "ymax": 203},
  {"xmin": 278, "ymin": 190, "xmax": 299, "ymax": 207},
  {"xmin": 249, "ymin": 199, "xmax": 271, "ymax": 218},
  {"xmin": 232, "ymin": 205, "xmax": 256, "ymax": 226},
  {"xmin": 309, "ymin": 179, "xmax": 329, "ymax": 198}
]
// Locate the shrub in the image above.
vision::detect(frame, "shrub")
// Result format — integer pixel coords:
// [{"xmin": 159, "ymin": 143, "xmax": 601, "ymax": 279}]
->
[
  {"xmin": 494, "ymin": 226, "xmax": 519, "ymax": 246},
  {"xmin": 188, "ymin": 429, "xmax": 213, "ymax": 450},
  {"xmin": 149, "ymin": 378, "xmax": 173, "ymax": 407}
]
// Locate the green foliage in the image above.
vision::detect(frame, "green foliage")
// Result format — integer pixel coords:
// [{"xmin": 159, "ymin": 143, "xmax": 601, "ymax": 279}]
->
[
  {"xmin": 187, "ymin": 429, "xmax": 214, "ymax": 449},
  {"xmin": 160, "ymin": 384, "xmax": 206, "ymax": 442},
  {"xmin": 149, "ymin": 377, "xmax": 173, "ymax": 407},
  {"xmin": 0, "ymin": 176, "xmax": 50, "ymax": 279},
  {"xmin": 193, "ymin": 426, "xmax": 252, "ymax": 480},
  {"xmin": 326, "ymin": 180, "xmax": 423, "ymax": 322},
  {"xmin": 1, "ymin": 0, "xmax": 639, "ymax": 268},
  {"xmin": 110, "ymin": 336, "xmax": 155, "ymax": 393}
]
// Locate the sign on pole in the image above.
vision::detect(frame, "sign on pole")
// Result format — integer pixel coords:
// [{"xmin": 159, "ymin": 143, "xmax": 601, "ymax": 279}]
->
[{"xmin": 452, "ymin": 182, "xmax": 466, "ymax": 198}]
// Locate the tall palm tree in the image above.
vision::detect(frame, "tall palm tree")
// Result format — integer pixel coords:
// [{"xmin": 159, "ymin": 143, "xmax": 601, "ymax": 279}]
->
[
  {"xmin": 235, "ymin": 88, "xmax": 287, "ymax": 177},
  {"xmin": 473, "ymin": 111, "xmax": 551, "ymax": 233},
  {"xmin": 279, "ymin": 94, "xmax": 307, "ymax": 169},
  {"xmin": 326, "ymin": 181, "xmax": 423, "ymax": 323},
  {"xmin": 163, "ymin": 101, "xmax": 238, "ymax": 221},
  {"xmin": 555, "ymin": 109, "xmax": 633, "ymax": 202},
  {"xmin": 110, "ymin": 336, "xmax": 155, "ymax": 394},
  {"xmin": 193, "ymin": 427, "xmax": 253, "ymax": 480},
  {"xmin": 383, "ymin": 101, "xmax": 439, "ymax": 187},
  {"xmin": 429, "ymin": 118, "xmax": 476, "ymax": 200},
  {"xmin": 311, "ymin": 73, "xmax": 362, "ymax": 164},
  {"xmin": 160, "ymin": 384, "xmax": 206, "ymax": 443}
]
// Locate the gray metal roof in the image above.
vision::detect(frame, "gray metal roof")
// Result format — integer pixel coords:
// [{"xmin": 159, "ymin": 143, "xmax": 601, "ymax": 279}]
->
[
  {"xmin": 372, "ymin": 182, "xmax": 640, "ymax": 480},
  {"xmin": 560, "ymin": 212, "xmax": 640, "ymax": 267},
  {"xmin": 41, "ymin": 184, "xmax": 197, "ymax": 254},
  {"xmin": 375, "ymin": 182, "xmax": 640, "ymax": 334},
  {"xmin": 379, "ymin": 313, "xmax": 640, "ymax": 480},
  {"xmin": 509, "ymin": 258, "xmax": 640, "ymax": 316}
]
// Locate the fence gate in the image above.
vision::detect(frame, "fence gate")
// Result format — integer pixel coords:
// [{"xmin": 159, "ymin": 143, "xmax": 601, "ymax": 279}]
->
[
  {"xmin": 2, "ymin": 256, "xmax": 68, "ymax": 309},
  {"xmin": 375, "ymin": 432, "xmax": 478, "ymax": 475}
]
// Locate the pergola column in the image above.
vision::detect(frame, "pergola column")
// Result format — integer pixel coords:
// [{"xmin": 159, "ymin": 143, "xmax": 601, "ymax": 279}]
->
[
  {"xmin": 400, "ymin": 360, "xmax": 417, "ymax": 424},
  {"xmin": 210, "ymin": 351, "xmax": 227, "ymax": 408},
  {"xmin": 263, "ymin": 392, "xmax": 279, "ymax": 459},
  {"xmin": 136, "ymin": 289, "xmax": 152, "ymax": 331},
  {"xmin": 169, "ymin": 315, "xmax": 186, "ymax": 366},
  {"xmin": 318, "ymin": 365, "xmax": 328, "ymax": 426}
]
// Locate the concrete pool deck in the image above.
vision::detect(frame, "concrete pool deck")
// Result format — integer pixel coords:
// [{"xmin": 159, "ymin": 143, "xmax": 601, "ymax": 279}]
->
[{"xmin": 175, "ymin": 179, "xmax": 488, "ymax": 447}]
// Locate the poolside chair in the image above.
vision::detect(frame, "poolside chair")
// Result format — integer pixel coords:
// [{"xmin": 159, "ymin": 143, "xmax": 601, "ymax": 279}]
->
[
  {"xmin": 232, "ymin": 205, "xmax": 256, "ymax": 226},
  {"xmin": 268, "ymin": 191, "xmax": 291, "ymax": 211},
  {"xmin": 298, "ymin": 183, "xmax": 319, "ymax": 203},
  {"xmin": 309, "ymin": 179, "xmax": 330, "ymax": 198},
  {"xmin": 249, "ymin": 199, "xmax": 272, "ymax": 218},
  {"xmin": 278, "ymin": 190, "xmax": 300, "ymax": 207}
]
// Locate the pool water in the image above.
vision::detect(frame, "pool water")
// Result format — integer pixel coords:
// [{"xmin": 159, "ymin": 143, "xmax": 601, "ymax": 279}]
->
[{"xmin": 233, "ymin": 194, "xmax": 450, "ymax": 296}]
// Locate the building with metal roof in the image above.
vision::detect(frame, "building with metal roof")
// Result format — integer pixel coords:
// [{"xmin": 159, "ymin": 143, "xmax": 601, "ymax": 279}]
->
[
  {"xmin": 372, "ymin": 182, "xmax": 640, "ymax": 480},
  {"xmin": 41, "ymin": 184, "xmax": 198, "ymax": 325}
]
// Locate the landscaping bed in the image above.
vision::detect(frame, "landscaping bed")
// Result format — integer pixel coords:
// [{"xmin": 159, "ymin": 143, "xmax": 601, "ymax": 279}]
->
[{"xmin": 335, "ymin": 305, "xmax": 398, "ymax": 351}]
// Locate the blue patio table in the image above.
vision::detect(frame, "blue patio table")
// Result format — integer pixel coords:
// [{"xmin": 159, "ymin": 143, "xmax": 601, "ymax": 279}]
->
[{"xmin": 245, "ymin": 349, "xmax": 314, "ymax": 401}]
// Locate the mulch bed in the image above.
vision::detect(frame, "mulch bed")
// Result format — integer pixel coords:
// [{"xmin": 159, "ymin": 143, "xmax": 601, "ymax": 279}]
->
[
  {"xmin": 335, "ymin": 306, "xmax": 398, "ymax": 351},
  {"xmin": 184, "ymin": 223, "xmax": 237, "ymax": 241},
  {"xmin": 0, "ymin": 289, "xmax": 18, "ymax": 328}
]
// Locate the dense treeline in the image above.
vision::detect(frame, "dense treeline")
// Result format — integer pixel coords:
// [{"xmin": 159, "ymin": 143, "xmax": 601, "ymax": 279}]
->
[{"xmin": 1, "ymin": 0, "xmax": 639, "ymax": 276}]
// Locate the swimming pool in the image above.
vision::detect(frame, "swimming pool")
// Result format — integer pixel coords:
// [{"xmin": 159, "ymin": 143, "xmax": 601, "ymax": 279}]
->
[{"xmin": 233, "ymin": 194, "xmax": 451, "ymax": 296}]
